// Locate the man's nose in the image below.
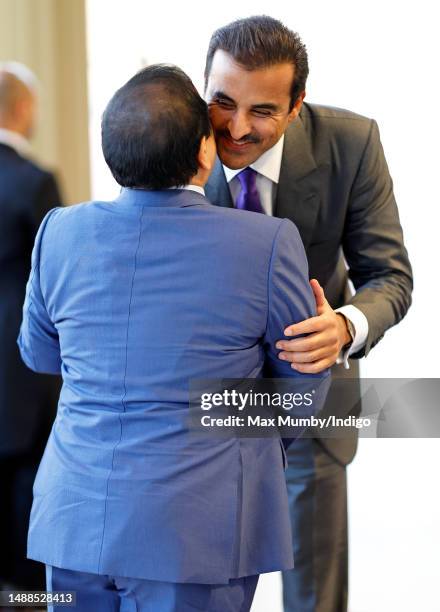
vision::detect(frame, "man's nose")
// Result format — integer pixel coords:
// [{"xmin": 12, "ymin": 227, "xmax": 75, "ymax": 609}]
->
[{"xmin": 227, "ymin": 111, "xmax": 252, "ymax": 141}]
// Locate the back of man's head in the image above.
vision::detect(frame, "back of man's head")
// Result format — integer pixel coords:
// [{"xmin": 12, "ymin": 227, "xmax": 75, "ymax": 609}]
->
[
  {"xmin": 204, "ymin": 15, "xmax": 308, "ymax": 109},
  {"xmin": 0, "ymin": 62, "xmax": 38, "ymax": 136},
  {"xmin": 102, "ymin": 64, "xmax": 211, "ymax": 190}
]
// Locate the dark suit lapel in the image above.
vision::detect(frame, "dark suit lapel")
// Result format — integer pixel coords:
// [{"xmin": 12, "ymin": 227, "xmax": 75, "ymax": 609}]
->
[
  {"xmin": 205, "ymin": 157, "xmax": 233, "ymax": 208},
  {"xmin": 274, "ymin": 117, "xmax": 322, "ymax": 249}
]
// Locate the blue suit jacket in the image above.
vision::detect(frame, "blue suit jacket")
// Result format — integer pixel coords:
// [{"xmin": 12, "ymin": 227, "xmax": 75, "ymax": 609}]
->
[{"xmin": 18, "ymin": 188, "xmax": 329, "ymax": 583}]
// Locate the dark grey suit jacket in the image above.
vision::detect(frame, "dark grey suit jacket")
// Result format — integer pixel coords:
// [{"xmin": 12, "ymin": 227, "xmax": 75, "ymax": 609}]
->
[{"xmin": 206, "ymin": 102, "xmax": 413, "ymax": 464}]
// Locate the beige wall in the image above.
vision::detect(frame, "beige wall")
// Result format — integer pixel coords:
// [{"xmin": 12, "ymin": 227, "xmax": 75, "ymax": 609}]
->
[{"xmin": 0, "ymin": 0, "xmax": 91, "ymax": 204}]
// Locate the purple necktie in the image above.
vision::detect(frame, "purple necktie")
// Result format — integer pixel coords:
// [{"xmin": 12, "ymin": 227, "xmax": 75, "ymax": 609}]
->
[{"xmin": 236, "ymin": 167, "xmax": 265, "ymax": 214}]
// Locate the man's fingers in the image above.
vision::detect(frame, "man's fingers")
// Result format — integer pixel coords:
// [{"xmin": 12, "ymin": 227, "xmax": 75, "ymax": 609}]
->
[
  {"xmin": 290, "ymin": 358, "xmax": 330, "ymax": 374},
  {"xmin": 276, "ymin": 335, "xmax": 323, "ymax": 353},
  {"xmin": 284, "ymin": 316, "xmax": 325, "ymax": 337},
  {"xmin": 279, "ymin": 347, "xmax": 329, "ymax": 364}
]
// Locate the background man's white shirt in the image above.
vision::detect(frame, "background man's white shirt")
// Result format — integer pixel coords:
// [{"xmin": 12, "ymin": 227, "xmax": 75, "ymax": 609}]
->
[{"xmin": 0, "ymin": 127, "xmax": 31, "ymax": 157}]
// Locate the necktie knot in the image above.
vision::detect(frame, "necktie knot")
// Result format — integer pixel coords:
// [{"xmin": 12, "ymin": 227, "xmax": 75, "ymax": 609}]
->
[
  {"xmin": 237, "ymin": 167, "xmax": 257, "ymax": 193},
  {"xmin": 235, "ymin": 167, "xmax": 264, "ymax": 214}
]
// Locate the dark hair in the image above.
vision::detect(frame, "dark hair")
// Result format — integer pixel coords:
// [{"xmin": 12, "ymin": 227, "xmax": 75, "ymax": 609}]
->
[
  {"xmin": 204, "ymin": 15, "xmax": 308, "ymax": 109},
  {"xmin": 102, "ymin": 64, "xmax": 211, "ymax": 189}
]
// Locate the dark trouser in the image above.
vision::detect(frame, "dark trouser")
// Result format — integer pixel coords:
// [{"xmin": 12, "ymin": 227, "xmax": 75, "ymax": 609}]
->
[
  {"xmin": 46, "ymin": 566, "xmax": 259, "ymax": 612},
  {"xmin": 0, "ymin": 452, "xmax": 45, "ymax": 590},
  {"xmin": 282, "ymin": 438, "xmax": 348, "ymax": 612}
]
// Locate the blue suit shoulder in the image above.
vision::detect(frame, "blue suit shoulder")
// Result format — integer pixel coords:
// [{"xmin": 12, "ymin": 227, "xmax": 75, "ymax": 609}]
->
[
  {"xmin": 41, "ymin": 199, "xmax": 103, "ymax": 224},
  {"xmin": 204, "ymin": 199, "xmax": 280, "ymax": 226},
  {"xmin": 35, "ymin": 201, "xmax": 99, "ymax": 249},
  {"xmin": 205, "ymin": 201, "xmax": 307, "ymax": 269},
  {"xmin": 53, "ymin": 191, "xmax": 297, "ymax": 243},
  {"xmin": 201, "ymin": 197, "xmax": 301, "ymax": 244}
]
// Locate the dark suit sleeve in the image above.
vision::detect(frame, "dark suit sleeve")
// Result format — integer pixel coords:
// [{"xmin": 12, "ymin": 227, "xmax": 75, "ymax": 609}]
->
[
  {"xmin": 343, "ymin": 119, "xmax": 413, "ymax": 357},
  {"xmin": 18, "ymin": 208, "xmax": 61, "ymax": 374},
  {"xmin": 263, "ymin": 220, "xmax": 330, "ymax": 445},
  {"xmin": 30, "ymin": 171, "xmax": 63, "ymax": 232}
]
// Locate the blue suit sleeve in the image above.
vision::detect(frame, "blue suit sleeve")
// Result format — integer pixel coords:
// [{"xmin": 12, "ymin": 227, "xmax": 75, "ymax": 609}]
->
[
  {"xmin": 264, "ymin": 219, "xmax": 324, "ymax": 376},
  {"xmin": 17, "ymin": 208, "xmax": 61, "ymax": 374},
  {"xmin": 263, "ymin": 219, "xmax": 330, "ymax": 445}
]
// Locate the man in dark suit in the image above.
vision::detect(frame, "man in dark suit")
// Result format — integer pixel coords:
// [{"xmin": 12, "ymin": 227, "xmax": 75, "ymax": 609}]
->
[
  {"xmin": 0, "ymin": 62, "xmax": 62, "ymax": 591},
  {"xmin": 204, "ymin": 16, "xmax": 413, "ymax": 612}
]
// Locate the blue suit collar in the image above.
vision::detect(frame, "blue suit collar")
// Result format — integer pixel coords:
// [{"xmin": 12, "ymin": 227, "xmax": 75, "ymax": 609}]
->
[{"xmin": 115, "ymin": 187, "xmax": 209, "ymax": 208}]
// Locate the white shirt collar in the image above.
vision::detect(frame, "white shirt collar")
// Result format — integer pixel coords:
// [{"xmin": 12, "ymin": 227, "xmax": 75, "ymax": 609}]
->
[
  {"xmin": 170, "ymin": 184, "xmax": 205, "ymax": 196},
  {"xmin": 223, "ymin": 134, "xmax": 285, "ymax": 184},
  {"xmin": 0, "ymin": 128, "xmax": 31, "ymax": 158},
  {"xmin": 183, "ymin": 184, "xmax": 205, "ymax": 196}
]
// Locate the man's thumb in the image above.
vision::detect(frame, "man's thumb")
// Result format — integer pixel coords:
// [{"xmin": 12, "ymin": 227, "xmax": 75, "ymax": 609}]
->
[{"xmin": 310, "ymin": 278, "xmax": 327, "ymax": 312}]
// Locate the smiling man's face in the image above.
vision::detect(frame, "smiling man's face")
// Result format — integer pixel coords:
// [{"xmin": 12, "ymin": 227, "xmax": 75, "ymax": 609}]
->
[{"xmin": 205, "ymin": 50, "xmax": 304, "ymax": 169}]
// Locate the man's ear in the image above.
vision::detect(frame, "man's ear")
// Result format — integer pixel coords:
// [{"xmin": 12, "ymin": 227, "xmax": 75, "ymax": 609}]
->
[
  {"xmin": 197, "ymin": 136, "xmax": 209, "ymax": 170},
  {"xmin": 197, "ymin": 134, "xmax": 214, "ymax": 171},
  {"xmin": 287, "ymin": 91, "xmax": 306, "ymax": 124}
]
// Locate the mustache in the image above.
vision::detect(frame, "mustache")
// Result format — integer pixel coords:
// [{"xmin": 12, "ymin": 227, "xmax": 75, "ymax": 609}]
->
[{"xmin": 217, "ymin": 130, "xmax": 261, "ymax": 145}]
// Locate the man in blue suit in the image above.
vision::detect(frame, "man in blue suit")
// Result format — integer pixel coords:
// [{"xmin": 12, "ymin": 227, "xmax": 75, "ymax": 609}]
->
[{"xmin": 18, "ymin": 65, "xmax": 329, "ymax": 611}]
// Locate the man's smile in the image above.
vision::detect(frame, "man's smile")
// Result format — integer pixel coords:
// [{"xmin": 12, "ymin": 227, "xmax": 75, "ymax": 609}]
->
[{"xmin": 218, "ymin": 133, "xmax": 260, "ymax": 153}]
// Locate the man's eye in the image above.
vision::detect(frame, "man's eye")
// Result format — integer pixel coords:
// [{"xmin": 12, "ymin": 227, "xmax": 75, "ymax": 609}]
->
[
  {"xmin": 252, "ymin": 109, "xmax": 272, "ymax": 117},
  {"xmin": 215, "ymin": 100, "xmax": 235, "ymax": 109}
]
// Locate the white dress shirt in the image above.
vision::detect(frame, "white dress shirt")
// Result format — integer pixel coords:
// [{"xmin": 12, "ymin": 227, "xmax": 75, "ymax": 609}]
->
[
  {"xmin": 222, "ymin": 136, "xmax": 368, "ymax": 367},
  {"xmin": 0, "ymin": 128, "xmax": 31, "ymax": 157}
]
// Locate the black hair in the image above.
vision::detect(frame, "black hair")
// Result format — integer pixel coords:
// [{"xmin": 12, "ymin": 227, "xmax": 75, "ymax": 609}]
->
[
  {"xmin": 102, "ymin": 64, "xmax": 211, "ymax": 189},
  {"xmin": 204, "ymin": 15, "xmax": 308, "ymax": 109}
]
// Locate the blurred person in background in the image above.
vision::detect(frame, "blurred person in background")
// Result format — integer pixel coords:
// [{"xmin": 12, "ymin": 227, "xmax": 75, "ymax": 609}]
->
[{"xmin": 0, "ymin": 62, "xmax": 62, "ymax": 593}]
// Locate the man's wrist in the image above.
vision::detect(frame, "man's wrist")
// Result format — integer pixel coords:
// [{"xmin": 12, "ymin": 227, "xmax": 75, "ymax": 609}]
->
[{"xmin": 336, "ymin": 313, "xmax": 353, "ymax": 348}]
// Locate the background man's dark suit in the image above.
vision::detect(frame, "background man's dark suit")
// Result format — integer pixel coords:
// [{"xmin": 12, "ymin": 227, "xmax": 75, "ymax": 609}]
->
[
  {"xmin": 0, "ymin": 142, "xmax": 62, "ymax": 589},
  {"xmin": 206, "ymin": 102, "xmax": 413, "ymax": 611}
]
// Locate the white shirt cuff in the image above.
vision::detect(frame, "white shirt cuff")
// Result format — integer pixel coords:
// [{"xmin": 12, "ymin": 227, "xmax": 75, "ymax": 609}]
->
[{"xmin": 335, "ymin": 305, "xmax": 369, "ymax": 369}]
